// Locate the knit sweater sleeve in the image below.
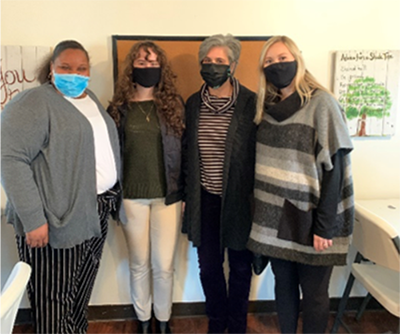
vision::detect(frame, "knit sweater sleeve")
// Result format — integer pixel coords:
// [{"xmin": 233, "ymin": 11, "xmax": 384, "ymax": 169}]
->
[
  {"xmin": 313, "ymin": 91, "xmax": 353, "ymax": 238},
  {"xmin": 314, "ymin": 91, "xmax": 353, "ymax": 171},
  {"xmin": 1, "ymin": 90, "xmax": 49, "ymax": 233}
]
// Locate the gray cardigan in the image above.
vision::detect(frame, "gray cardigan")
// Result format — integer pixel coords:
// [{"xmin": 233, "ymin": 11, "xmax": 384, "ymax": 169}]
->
[{"xmin": 1, "ymin": 83, "xmax": 125, "ymax": 248}]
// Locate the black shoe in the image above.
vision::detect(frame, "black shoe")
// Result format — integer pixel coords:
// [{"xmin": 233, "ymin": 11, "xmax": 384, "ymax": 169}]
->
[
  {"xmin": 138, "ymin": 320, "xmax": 152, "ymax": 334},
  {"xmin": 252, "ymin": 253, "xmax": 269, "ymax": 275},
  {"xmin": 155, "ymin": 320, "xmax": 172, "ymax": 334}
]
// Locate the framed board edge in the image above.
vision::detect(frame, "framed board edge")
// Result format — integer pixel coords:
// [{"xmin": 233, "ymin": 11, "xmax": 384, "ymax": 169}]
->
[{"xmin": 111, "ymin": 35, "xmax": 271, "ymax": 88}]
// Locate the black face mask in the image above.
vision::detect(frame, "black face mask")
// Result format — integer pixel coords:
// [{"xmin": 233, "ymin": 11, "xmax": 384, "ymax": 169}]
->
[
  {"xmin": 132, "ymin": 67, "xmax": 161, "ymax": 88},
  {"xmin": 200, "ymin": 63, "xmax": 231, "ymax": 89},
  {"xmin": 263, "ymin": 61, "xmax": 297, "ymax": 89}
]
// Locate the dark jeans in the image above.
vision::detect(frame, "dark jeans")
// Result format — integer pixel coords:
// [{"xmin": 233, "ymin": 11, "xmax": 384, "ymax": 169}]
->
[
  {"xmin": 270, "ymin": 258, "xmax": 333, "ymax": 334},
  {"xmin": 197, "ymin": 189, "xmax": 253, "ymax": 334}
]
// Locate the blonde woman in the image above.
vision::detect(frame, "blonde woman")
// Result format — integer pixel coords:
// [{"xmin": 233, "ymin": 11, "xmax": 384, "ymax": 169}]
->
[{"xmin": 247, "ymin": 36, "xmax": 354, "ymax": 334}]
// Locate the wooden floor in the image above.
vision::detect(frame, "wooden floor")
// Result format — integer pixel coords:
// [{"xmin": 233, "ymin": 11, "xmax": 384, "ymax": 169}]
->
[{"xmin": 13, "ymin": 310, "xmax": 399, "ymax": 333}]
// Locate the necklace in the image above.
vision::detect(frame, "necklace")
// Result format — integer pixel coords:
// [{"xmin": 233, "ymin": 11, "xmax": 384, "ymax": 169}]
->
[{"xmin": 136, "ymin": 102, "xmax": 154, "ymax": 122}]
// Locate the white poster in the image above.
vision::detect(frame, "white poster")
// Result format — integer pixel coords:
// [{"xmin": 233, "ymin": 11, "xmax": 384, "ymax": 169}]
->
[
  {"xmin": 333, "ymin": 50, "xmax": 400, "ymax": 137},
  {"xmin": 1, "ymin": 45, "xmax": 51, "ymax": 110}
]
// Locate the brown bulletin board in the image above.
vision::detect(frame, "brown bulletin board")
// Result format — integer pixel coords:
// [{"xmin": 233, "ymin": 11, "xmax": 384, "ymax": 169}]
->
[{"xmin": 112, "ymin": 36, "xmax": 270, "ymax": 101}]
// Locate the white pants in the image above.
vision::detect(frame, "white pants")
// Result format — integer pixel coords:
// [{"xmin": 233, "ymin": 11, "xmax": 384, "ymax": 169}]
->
[{"xmin": 122, "ymin": 198, "xmax": 182, "ymax": 321}]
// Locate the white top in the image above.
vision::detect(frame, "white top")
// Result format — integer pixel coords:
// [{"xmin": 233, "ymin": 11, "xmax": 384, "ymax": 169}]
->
[{"xmin": 64, "ymin": 95, "xmax": 117, "ymax": 194}]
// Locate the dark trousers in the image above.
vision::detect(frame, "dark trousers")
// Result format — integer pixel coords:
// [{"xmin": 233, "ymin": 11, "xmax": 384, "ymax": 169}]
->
[
  {"xmin": 16, "ymin": 192, "xmax": 115, "ymax": 334},
  {"xmin": 270, "ymin": 258, "xmax": 333, "ymax": 334},
  {"xmin": 197, "ymin": 189, "xmax": 253, "ymax": 334}
]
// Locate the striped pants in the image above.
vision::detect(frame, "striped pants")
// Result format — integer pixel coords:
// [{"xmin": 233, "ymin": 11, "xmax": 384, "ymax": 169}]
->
[{"xmin": 16, "ymin": 191, "xmax": 117, "ymax": 334}]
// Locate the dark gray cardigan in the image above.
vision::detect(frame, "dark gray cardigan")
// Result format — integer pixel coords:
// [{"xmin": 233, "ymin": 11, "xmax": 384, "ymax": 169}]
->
[{"xmin": 182, "ymin": 84, "xmax": 257, "ymax": 251}]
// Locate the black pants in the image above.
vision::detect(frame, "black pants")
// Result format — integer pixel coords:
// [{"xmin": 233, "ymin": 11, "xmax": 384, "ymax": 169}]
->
[
  {"xmin": 197, "ymin": 189, "xmax": 253, "ymax": 334},
  {"xmin": 16, "ymin": 191, "xmax": 116, "ymax": 334},
  {"xmin": 270, "ymin": 258, "xmax": 333, "ymax": 334}
]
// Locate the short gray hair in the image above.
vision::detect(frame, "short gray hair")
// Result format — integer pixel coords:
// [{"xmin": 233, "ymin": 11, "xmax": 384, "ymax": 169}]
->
[{"xmin": 198, "ymin": 34, "xmax": 241, "ymax": 64}]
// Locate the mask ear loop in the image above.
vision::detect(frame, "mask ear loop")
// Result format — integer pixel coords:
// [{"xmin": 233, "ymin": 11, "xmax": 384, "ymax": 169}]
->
[{"xmin": 229, "ymin": 61, "xmax": 238, "ymax": 77}]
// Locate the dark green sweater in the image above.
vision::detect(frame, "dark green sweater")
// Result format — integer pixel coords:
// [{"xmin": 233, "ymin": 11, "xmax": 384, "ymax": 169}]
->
[{"xmin": 123, "ymin": 101, "xmax": 166, "ymax": 199}]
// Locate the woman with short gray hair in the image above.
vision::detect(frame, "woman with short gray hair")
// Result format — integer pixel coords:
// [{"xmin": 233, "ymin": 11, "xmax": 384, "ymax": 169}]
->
[
  {"xmin": 198, "ymin": 34, "xmax": 242, "ymax": 64},
  {"xmin": 182, "ymin": 34, "xmax": 257, "ymax": 334}
]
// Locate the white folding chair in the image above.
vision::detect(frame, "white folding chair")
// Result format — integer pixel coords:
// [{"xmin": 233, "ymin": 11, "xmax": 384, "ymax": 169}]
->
[
  {"xmin": 0, "ymin": 261, "xmax": 32, "ymax": 334},
  {"xmin": 331, "ymin": 201, "xmax": 400, "ymax": 333}
]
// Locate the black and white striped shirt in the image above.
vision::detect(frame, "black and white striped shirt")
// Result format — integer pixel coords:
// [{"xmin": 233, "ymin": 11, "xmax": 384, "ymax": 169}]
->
[{"xmin": 198, "ymin": 80, "xmax": 239, "ymax": 195}]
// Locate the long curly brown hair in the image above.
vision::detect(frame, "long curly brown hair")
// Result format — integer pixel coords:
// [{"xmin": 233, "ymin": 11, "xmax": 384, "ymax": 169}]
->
[{"xmin": 108, "ymin": 41, "xmax": 184, "ymax": 136}]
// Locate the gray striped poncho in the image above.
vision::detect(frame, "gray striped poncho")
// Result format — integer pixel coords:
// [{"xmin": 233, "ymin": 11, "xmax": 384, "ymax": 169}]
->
[{"xmin": 247, "ymin": 90, "xmax": 354, "ymax": 266}]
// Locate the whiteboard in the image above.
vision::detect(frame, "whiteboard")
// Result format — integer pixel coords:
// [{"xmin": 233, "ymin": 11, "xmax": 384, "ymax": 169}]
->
[{"xmin": 333, "ymin": 50, "xmax": 400, "ymax": 137}]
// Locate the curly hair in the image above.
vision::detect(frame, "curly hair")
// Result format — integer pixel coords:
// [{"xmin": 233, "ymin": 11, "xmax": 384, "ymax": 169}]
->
[{"xmin": 108, "ymin": 40, "xmax": 184, "ymax": 136}]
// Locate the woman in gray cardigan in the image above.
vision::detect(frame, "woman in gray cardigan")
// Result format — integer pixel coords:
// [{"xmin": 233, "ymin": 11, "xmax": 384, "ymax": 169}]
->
[{"xmin": 1, "ymin": 40, "xmax": 124, "ymax": 334}]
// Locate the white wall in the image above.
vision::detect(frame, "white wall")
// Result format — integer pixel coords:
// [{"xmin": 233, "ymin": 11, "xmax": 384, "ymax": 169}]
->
[{"xmin": 2, "ymin": 0, "xmax": 400, "ymax": 308}]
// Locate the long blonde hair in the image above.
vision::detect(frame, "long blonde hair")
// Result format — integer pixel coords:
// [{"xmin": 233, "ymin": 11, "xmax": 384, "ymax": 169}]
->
[{"xmin": 254, "ymin": 36, "xmax": 331, "ymax": 124}]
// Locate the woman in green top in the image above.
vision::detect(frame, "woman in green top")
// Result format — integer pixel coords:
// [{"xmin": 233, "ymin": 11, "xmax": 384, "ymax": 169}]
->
[{"xmin": 108, "ymin": 41, "xmax": 184, "ymax": 334}]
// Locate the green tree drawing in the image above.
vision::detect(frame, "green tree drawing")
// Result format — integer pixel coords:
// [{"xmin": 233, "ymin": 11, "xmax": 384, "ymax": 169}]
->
[{"xmin": 339, "ymin": 77, "xmax": 392, "ymax": 136}]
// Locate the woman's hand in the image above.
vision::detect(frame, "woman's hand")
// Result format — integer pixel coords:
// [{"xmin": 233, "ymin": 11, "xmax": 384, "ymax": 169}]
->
[
  {"xmin": 26, "ymin": 223, "xmax": 49, "ymax": 248},
  {"xmin": 313, "ymin": 234, "xmax": 332, "ymax": 252}
]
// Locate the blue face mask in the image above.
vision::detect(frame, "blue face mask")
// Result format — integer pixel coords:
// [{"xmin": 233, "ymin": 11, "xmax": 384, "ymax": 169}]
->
[{"xmin": 52, "ymin": 72, "xmax": 89, "ymax": 98}]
